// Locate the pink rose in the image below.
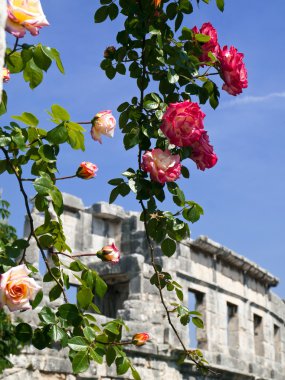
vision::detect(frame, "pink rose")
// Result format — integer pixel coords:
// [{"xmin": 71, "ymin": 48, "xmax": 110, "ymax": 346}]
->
[
  {"xmin": 76, "ymin": 161, "xmax": 98, "ymax": 180},
  {"xmin": 142, "ymin": 148, "xmax": 181, "ymax": 184},
  {"xmin": 2, "ymin": 68, "xmax": 10, "ymax": 83},
  {"xmin": 161, "ymin": 101, "xmax": 205, "ymax": 147},
  {"xmin": 132, "ymin": 332, "xmax": 150, "ymax": 346},
  {"xmin": 0, "ymin": 264, "xmax": 41, "ymax": 312},
  {"xmin": 218, "ymin": 45, "xmax": 248, "ymax": 96},
  {"xmin": 91, "ymin": 110, "xmax": 116, "ymax": 144},
  {"xmin": 190, "ymin": 131, "xmax": 218, "ymax": 171},
  {"xmin": 97, "ymin": 243, "xmax": 120, "ymax": 263},
  {"xmin": 193, "ymin": 22, "xmax": 220, "ymax": 63},
  {"xmin": 6, "ymin": 0, "xmax": 49, "ymax": 38}
]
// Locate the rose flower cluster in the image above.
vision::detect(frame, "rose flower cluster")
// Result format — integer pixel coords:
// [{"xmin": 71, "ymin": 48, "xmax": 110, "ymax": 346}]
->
[
  {"xmin": 193, "ymin": 22, "xmax": 248, "ymax": 96},
  {"xmin": 142, "ymin": 100, "xmax": 218, "ymax": 183}
]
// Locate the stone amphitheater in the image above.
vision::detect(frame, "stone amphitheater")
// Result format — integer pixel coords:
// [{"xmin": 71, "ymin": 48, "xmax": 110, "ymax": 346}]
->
[{"xmin": 2, "ymin": 193, "xmax": 284, "ymax": 380}]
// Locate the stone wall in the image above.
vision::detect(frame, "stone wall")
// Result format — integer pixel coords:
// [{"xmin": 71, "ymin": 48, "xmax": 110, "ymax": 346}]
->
[{"xmin": 2, "ymin": 193, "xmax": 285, "ymax": 380}]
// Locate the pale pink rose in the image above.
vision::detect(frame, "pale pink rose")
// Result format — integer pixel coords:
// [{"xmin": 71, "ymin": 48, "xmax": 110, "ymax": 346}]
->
[
  {"xmin": 2, "ymin": 68, "xmax": 10, "ymax": 83},
  {"xmin": 142, "ymin": 148, "xmax": 181, "ymax": 184},
  {"xmin": 161, "ymin": 101, "xmax": 205, "ymax": 147},
  {"xmin": 0, "ymin": 264, "xmax": 41, "ymax": 312},
  {"xmin": 76, "ymin": 161, "xmax": 98, "ymax": 180},
  {"xmin": 193, "ymin": 22, "xmax": 220, "ymax": 63},
  {"xmin": 190, "ymin": 131, "xmax": 218, "ymax": 171},
  {"xmin": 132, "ymin": 332, "xmax": 150, "ymax": 346},
  {"xmin": 91, "ymin": 110, "xmax": 116, "ymax": 144},
  {"xmin": 6, "ymin": 0, "xmax": 49, "ymax": 38},
  {"xmin": 97, "ymin": 243, "xmax": 120, "ymax": 263},
  {"xmin": 218, "ymin": 45, "xmax": 248, "ymax": 96}
]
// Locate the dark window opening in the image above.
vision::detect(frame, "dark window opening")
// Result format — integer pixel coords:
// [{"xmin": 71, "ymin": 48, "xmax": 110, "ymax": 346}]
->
[
  {"xmin": 227, "ymin": 302, "xmax": 239, "ymax": 351},
  {"xmin": 97, "ymin": 277, "xmax": 129, "ymax": 318},
  {"xmin": 253, "ymin": 314, "xmax": 264, "ymax": 356}
]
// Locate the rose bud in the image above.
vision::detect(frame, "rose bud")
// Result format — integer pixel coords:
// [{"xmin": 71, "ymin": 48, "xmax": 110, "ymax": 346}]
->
[
  {"xmin": 76, "ymin": 162, "xmax": 98, "ymax": 180},
  {"xmin": 6, "ymin": 0, "xmax": 49, "ymax": 38},
  {"xmin": 132, "ymin": 332, "xmax": 150, "ymax": 346},
  {"xmin": 104, "ymin": 46, "xmax": 116, "ymax": 59},
  {"xmin": 142, "ymin": 148, "xmax": 181, "ymax": 184},
  {"xmin": 97, "ymin": 243, "xmax": 120, "ymax": 263},
  {"xmin": 218, "ymin": 45, "xmax": 248, "ymax": 96},
  {"xmin": 153, "ymin": 0, "xmax": 161, "ymax": 8},
  {"xmin": 161, "ymin": 101, "xmax": 205, "ymax": 147},
  {"xmin": 0, "ymin": 264, "xmax": 41, "ymax": 312},
  {"xmin": 2, "ymin": 68, "xmax": 10, "ymax": 83},
  {"xmin": 91, "ymin": 110, "xmax": 116, "ymax": 144}
]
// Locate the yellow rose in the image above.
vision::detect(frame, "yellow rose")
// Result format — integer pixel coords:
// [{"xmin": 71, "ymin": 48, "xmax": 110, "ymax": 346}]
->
[{"xmin": 6, "ymin": 0, "xmax": 49, "ymax": 38}]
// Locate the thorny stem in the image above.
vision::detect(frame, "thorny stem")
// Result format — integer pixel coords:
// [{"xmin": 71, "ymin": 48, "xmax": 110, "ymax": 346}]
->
[
  {"xmin": 1, "ymin": 147, "xmax": 68, "ymax": 303},
  {"xmin": 54, "ymin": 251, "xmax": 100, "ymax": 259},
  {"xmin": 136, "ymin": 0, "xmax": 188, "ymax": 362},
  {"xmin": 22, "ymin": 174, "xmax": 77, "ymax": 182},
  {"xmin": 135, "ymin": 3, "xmax": 214, "ymax": 373},
  {"xmin": 76, "ymin": 121, "xmax": 92, "ymax": 125}
]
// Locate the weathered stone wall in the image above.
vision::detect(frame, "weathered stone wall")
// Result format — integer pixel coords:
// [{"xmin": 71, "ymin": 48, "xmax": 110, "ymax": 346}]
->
[
  {"xmin": 2, "ymin": 193, "xmax": 285, "ymax": 380},
  {"xmin": 0, "ymin": 0, "xmax": 7, "ymax": 101}
]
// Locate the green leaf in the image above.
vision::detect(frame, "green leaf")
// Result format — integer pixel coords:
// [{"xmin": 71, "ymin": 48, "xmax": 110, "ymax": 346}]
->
[
  {"xmin": 109, "ymin": 3, "xmax": 119, "ymax": 20},
  {"xmin": 66, "ymin": 121, "xmax": 85, "ymax": 151},
  {"xmin": 77, "ymin": 287, "xmax": 93, "ymax": 309},
  {"xmin": 175, "ymin": 288, "xmax": 184, "ymax": 301},
  {"xmin": 34, "ymin": 176, "xmax": 53, "ymax": 195},
  {"xmin": 12, "ymin": 112, "xmax": 39, "ymax": 127},
  {"xmin": 0, "ymin": 90, "xmax": 7, "ymax": 116},
  {"xmin": 72, "ymin": 351, "xmax": 89, "ymax": 374},
  {"xmin": 39, "ymin": 306, "xmax": 56, "ymax": 324},
  {"xmin": 23, "ymin": 59, "xmax": 43, "ymax": 89},
  {"xmin": 216, "ymin": 0, "xmax": 224, "ymax": 11},
  {"xmin": 116, "ymin": 357, "xmax": 130, "ymax": 375},
  {"xmin": 106, "ymin": 346, "xmax": 116, "ymax": 366},
  {"xmin": 42, "ymin": 46, "xmax": 64, "ymax": 73},
  {"xmin": 32, "ymin": 328, "xmax": 51, "ymax": 350},
  {"xmin": 38, "ymin": 145, "xmax": 56, "ymax": 162},
  {"xmin": 68, "ymin": 336, "xmax": 89, "ymax": 351},
  {"xmin": 131, "ymin": 367, "xmax": 142, "ymax": 380},
  {"xmin": 49, "ymin": 284, "xmax": 62, "ymax": 301},
  {"xmin": 94, "ymin": 274, "xmax": 108, "ymax": 298},
  {"xmin": 192, "ymin": 317, "xmax": 204, "ymax": 329},
  {"xmin": 30, "ymin": 290, "xmax": 43, "ymax": 309},
  {"xmin": 83, "ymin": 326, "xmax": 96, "ymax": 342},
  {"xmin": 109, "ymin": 186, "xmax": 120, "ymax": 204},
  {"xmin": 49, "ymin": 325, "xmax": 67, "ymax": 342},
  {"xmin": 33, "ymin": 45, "xmax": 52, "ymax": 71},
  {"xmin": 144, "ymin": 100, "xmax": 158, "ymax": 110},
  {"xmin": 46, "ymin": 123, "xmax": 68, "ymax": 144},
  {"xmin": 195, "ymin": 33, "xmax": 211, "ymax": 43},
  {"xmin": 15, "ymin": 323, "xmax": 33, "ymax": 343},
  {"xmin": 51, "ymin": 104, "xmax": 70, "ymax": 122},
  {"xmin": 6, "ymin": 51, "xmax": 23, "ymax": 73},
  {"xmin": 58, "ymin": 303, "xmax": 80, "ymax": 323},
  {"xmin": 167, "ymin": 69, "xmax": 179, "ymax": 84},
  {"xmin": 89, "ymin": 347, "xmax": 104, "ymax": 364},
  {"xmin": 94, "ymin": 6, "xmax": 109, "ymax": 23},
  {"xmin": 161, "ymin": 238, "xmax": 176, "ymax": 257}
]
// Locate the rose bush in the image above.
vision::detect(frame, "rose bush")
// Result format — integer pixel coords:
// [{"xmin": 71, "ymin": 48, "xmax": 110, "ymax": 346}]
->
[
  {"xmin": 5, "ymin": 0, "xmax": 49, "ymax": 38},
  {"xmin": 91, "ymin": 110, "xmax": 116, "ymax": 144},
  {"xmin": 0, "ymin": 264, "xmax": 41, "ymax": 312},
  {"xmin": 142, "ymin": 149, "xmax": 181, "ymax": 184},
  {"xmin": 160, "ymin": 101, "xmax": 205, "ymax": 147}
]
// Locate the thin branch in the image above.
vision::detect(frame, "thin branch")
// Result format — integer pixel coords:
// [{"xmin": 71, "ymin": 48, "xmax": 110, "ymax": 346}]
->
[
  {"xmin": 22, "ymin": 174, "xmax": 77, "ymax": 182},
  {"xmin": 54, "ymin": 251, "xmax": 100, "ymax": 259},
  {"xmin": 1, "ymin": 147, "xmax": 68, "ymax": 303}
]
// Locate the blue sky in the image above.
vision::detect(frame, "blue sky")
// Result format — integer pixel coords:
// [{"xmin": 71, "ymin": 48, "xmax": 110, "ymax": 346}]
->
[{"xmin": 2, "ymin": 0, "xmax": 285, "ymax": 296}]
